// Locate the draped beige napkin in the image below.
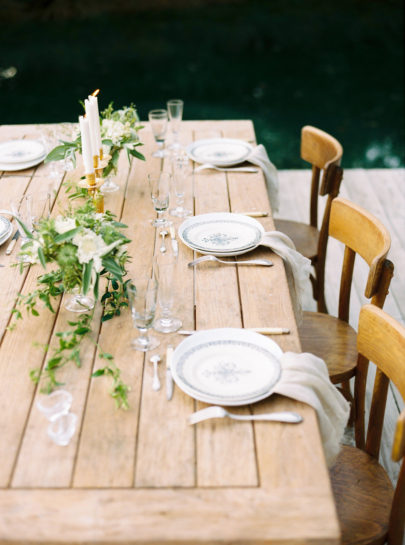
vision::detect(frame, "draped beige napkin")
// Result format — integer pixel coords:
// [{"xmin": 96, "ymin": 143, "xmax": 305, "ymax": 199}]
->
[
  {"xmin": 260, "ymin": 230, "xmax": 312, "ymax": 324},
  {"xmin": 274, "ymin": 352, "xmax": 351, "ymax": 467},
  {"xmin": 246, "ymin": 144, "xmax": 279, "ymax": 212}
]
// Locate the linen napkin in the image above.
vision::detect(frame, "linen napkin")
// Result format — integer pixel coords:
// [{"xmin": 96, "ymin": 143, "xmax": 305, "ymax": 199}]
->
[
  {"xmin": 246, "ymin": 144, "xmax": 279, "ymax": 212},
  {"xmin": 274, "ymin": 352, "xmax": 351, "ymax": 467},
  {"xmin": 260, "ymin": 230, "xmax": 312, "ymax": 324}
]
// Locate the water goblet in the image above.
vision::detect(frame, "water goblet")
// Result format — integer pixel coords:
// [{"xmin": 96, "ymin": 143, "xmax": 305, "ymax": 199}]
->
[
  {"xmin": 148, "ymin": 109, "xmax": 168, "ymax": 158},
  {"xmin": 153, "ymin": 251, "xmax": 182, "ymax": 334},
  {"xmin": 128, "ymin": 272, "xmax": 160, "ymax": 352},
  {"xmin": 148, "ymin": 172, "xmax": 171, "ymax": 227},
  {"xmin": 167, "ymin": 99, "xmax": 184, "ymax": 150},
  {"xmin": 170, "ymin": 150, "xmax": 192, "ymax": 218}
]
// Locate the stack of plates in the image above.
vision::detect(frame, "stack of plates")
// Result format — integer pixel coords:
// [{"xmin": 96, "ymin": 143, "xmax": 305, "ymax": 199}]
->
[
  {"xmin": 178, "ymin": 212, "xmax": 264, "ymax": 256},
  {"xmin": 186, "ymin": 138, "xmax": 253, "ymax": 166},
  {"xmin": 0, "ymin": 140, "xmax": 46, "ymax": 171},
  {"xmin": 171, "ymin": 328, "xmax": 282, "ymax": 406},
  {"xmin": 0, "ymin": 215, "xmax": 12, "ymax": 246}
]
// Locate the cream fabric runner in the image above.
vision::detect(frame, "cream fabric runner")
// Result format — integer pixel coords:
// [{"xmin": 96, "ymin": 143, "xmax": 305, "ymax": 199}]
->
[
  {"xmin": 275, "ymin": 352, "xmax": 351, "ymax": 467},
  {"xmin": 246, "ymin": 144, "xmax": 279, "ymax": 212}
]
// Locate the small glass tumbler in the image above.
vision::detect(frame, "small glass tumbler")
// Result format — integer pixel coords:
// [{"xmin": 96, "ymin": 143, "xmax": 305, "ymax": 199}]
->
[
  {"xmin": 153, "ymin": 251, "xmax": 182, "ymax": 333},
  {"xmin": 47, "ymin": 413, "xmax": 78, "ymax": 446},
  {"xmin": 170, "ymin": 150, "xmax": 192, "ymax": 218},
  {"xmin": 36, "ymin": 390, "xmax": 73, "ymax": 422},
  {"xmin": 128, "ymin": 271, "xmax": 160, "ymax": 351},
  {"xmin": 148, "ymin": 109, "xmax": 168, "ymax": 158},
  {"xmin": 167, "ymin": 99, "xmax": 184, "ymax": 150},
  {"xmin": 148, "ymin": 172, "xmax": 171, "ymax": 227}
]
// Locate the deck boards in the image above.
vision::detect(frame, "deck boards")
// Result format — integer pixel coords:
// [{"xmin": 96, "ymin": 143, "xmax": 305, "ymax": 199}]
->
[{"xmin": 275, "ymin": 167, "xmax": 405, "ymax": 485}]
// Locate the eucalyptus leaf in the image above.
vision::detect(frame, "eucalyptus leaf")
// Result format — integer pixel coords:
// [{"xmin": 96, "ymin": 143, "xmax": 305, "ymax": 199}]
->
[
  {"xmin": 54, "ymin": 227, "xmax": 81, "ymax": 244},
  {"xmin": 82, "ymin": 260, "xmax": 93, "ymax": 295},
  {"xmin": 37, "ymin": 246, "xmax": 46, "ymax": 269}
]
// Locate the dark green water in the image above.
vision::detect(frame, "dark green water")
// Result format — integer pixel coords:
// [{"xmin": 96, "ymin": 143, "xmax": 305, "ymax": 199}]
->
[{"xmin": 0, "ymin": 0, "xmax": 404, "ymax": 168}]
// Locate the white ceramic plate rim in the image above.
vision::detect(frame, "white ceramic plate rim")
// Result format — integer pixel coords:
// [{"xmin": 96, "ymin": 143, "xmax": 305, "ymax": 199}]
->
[
  {"xmin": 0, "ymin": 152, "xmax": 46, "ymax": 171},
  {"xmin": 0, "ymin": 140, "xmax": 46, "ymax": 164},
  {"xmin": 0, "ymin": 223, "xmax": 13, "ymax": 245},
  {"xmin": 186, "ymin": 138, "xmax": 253, "ymax": 166},
  {"xmin": 178, "ymin": 212, "xmax": 264, "ymax": 257},
  {"xmin": 171, "ymin": 328, "xmax": 283, "ymax": 406}
]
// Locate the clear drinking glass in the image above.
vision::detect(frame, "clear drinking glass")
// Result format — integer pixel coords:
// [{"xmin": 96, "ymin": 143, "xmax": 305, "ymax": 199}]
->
[
  {"xmin": 170, "ymin": 150, "xmax": 192, "ymax": 218},
  {"xmin": 12, "ymin": 194, "xmax": 33, "ymax": 261},
  {"xmin": 128, "ymin": 272, "xmax": 160, "ymax": 352},
  {"xmin": 148, "ymin": 109, "xmax": 168, "ymax": 158},
  {"xmin": 153, "ymin": 252, "xmax": 182, "ymax": 334},
  {"xmin": 148, "ymin": 172, "xmax": 171, "ymax": 227},
  {"xmin": 167, "ymin": 99, "xmax": 184, "ymax": 150},
  {"xmin": 36, "ymin": 390, "xmax": 73, "ymax": 422}
]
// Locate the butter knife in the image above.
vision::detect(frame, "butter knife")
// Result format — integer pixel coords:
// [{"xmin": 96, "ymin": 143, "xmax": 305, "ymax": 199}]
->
[
  {"xmin": 178, "ymin": 327, "xmax": 290, "ymax": 335},
  {"xmin": 169, "ymin": 225, "xmax": 179, "ymax": 257},
  {"xmin": 166, "ymin": 345, "xmax": 174, "ymax": 401},
  {"xmin": 5, "ymin": 229, "xmax": 20, "ymax": 255}
]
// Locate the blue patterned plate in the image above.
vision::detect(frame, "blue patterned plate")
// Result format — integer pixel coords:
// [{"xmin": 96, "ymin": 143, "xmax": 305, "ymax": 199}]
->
[
  {"xmin": 171, "ymin": 328, "xmax": 282, "ymax": 406},
  {"xmin": 178, "ymin": 213, "xmax": 264, "ymax": 256}
]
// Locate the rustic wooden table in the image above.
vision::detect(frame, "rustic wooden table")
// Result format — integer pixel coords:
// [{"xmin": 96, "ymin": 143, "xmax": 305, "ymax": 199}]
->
[{"xmin": 0, "ymin": 120, "xmax": 340, "ymax": 544}]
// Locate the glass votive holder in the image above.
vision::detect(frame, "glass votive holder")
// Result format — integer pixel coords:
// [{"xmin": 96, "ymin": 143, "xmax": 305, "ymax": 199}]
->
[
  {"xmin": 47, "ymin": 412, "xmax": 77, "ymax": 446},
  {"xmin": 36, "ymin": 390, "xmax": 73, "ymax": 422}
]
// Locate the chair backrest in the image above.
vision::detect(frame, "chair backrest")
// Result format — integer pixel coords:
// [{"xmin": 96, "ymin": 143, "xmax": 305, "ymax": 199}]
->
[
  {"xmin": 355, "ymin": 304, "xmax": 405, "ymax": 544},
  {"xmin": 329, "ymin": 196, "xmax": 393, "ymax": 323},
  {"xmin": 300, "ymin": 125, "xmax": 343, "ymax": 228}
]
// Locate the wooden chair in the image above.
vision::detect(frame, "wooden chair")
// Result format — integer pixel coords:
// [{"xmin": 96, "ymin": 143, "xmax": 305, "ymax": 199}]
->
[
  {"xmin": 330, "ymin": 304, "xmax": 405, "ymax": 545},
  {"xmin": 274, "ymin": 125, "xmax": 343, "ymax": 313},
  {"xmin": 298, "ymin": 196, "xmax": 394, "ymax": 403}
]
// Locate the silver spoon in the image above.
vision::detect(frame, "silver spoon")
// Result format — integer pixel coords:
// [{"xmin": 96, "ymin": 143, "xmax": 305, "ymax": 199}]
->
[
  {"xmin": 189, "ymin": 406, "xmax": 303, "ymax": 425},
  {"xmin": 149, "ymin": 355, "xmax": 161, "ymax": 391},
  {"xmin": 188, "ymin": 255, "xmax": 273, "ymax": 267},
  {"xmin": 159, "ymin": 230, "xmax": 168, "ymax": 253}
]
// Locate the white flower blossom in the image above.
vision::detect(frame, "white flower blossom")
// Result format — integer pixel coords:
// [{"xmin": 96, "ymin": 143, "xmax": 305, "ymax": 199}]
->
[
  {"xmin": 101, "ymin": 119, "xmax": 131, "ymax": 146},
  {"xmin": 73, "ymin": 229, "xmax": 107, "ymax": 266},
  {"xmin": 54, "ymin": 216, "xmax": 76, "ymax": 234}
]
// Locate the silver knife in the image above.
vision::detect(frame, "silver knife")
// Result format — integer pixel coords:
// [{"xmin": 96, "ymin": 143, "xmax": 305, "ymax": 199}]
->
[
  {"xmin": 5, "ymin": 230, "xmax": 20, "ymax": 255},
  {"xmin": 166, "ymin": 345, "xmax": 174, "ymax": 400},
  {"xmin": 169, "ymin": 225, "xmax": 179, "ymax": 257}
]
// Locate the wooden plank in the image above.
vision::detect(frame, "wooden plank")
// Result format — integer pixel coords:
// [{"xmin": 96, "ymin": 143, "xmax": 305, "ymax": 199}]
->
[
  {"xmin": 72, "ymin": 144, "xmax": 142, "ymax": 488},
  {"xmin": 134, "ymin": 125, "xmax": 196, "ymax": 488},
  {"xmin": 191, "ymin": 124, "xmax": 258, "ymax": 487},
  {"xmin": 0, "ymin": 488, "xmax": 340, "ymax": 544}
]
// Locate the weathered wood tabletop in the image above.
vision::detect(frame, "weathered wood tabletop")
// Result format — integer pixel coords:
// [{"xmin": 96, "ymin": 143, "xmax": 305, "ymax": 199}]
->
[{"xmin": 0, "ymin": 120, "xmax": 340, "ymax": 544}]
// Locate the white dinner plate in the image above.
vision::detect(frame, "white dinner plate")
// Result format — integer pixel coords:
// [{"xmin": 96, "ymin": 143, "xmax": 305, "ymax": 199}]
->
[
  {"xmin": 0, "ymin": 140, "xmax": 46, "ymax": 164},
  {"xmin": 178, "ymin": 212, "xmax": 264, "ymax": 256},
  {"xmin": 186, "ymin": 138, "xmax": 253, "ymax": 166},
  {"xmin": 171, "ymin": 328, "xmax": 282, "ymax": 406},
  {"xmin": 0, "ymin": 216, "xmax": 12, "ymax": 245},
  {"xmin": 0, "ymin": 153, "xmax": 46, "ymax": 172}
]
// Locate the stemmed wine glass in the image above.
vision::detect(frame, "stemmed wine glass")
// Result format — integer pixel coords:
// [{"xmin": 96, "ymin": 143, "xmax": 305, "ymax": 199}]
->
[
  {"xmin": 153, "ymin": 249, "xmax": 182, "ymax": 334},
  {"xmin": 170, "ymin": 150, "xmax": 192, "ymax": 218},
  {"xmin": 148, "ymin": 109, "xmax": 168, "ymax": 158},
  {"xmin": 148, "ymin": 172, "xmax": 171, "ymax": 227},
  {"xmin": 127, "ymin": 269, "xmax": 159, "ymax": 352},
  {"xmin": 167, "ymin": 99, "xmax": 184, "ymax": 150}
]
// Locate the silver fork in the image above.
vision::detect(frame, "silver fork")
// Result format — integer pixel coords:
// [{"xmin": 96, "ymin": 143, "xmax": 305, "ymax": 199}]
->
[
  {"xmin": 189, "ymin": 406, "xmax": 303, "ymax": 425},
  {"xmin": 195, "ymin": 164, "xmax": 258, "ymax": 173},
  {"xmin": 188, "ymin": 255, "xmax": 273, "ymax": 267}
]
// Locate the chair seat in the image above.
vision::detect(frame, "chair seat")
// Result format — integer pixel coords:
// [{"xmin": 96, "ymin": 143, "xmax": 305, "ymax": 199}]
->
[
  {"xmin": 299, "ymin": 312, "xmax": 357, "ymax": 383},
  {"xmin": 274, "ymin": 218, "xmax": 319, "ymax": 260},
  {"xmin": 330, "ymin": 445, "xmax": 394, "ymax": 545}
]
